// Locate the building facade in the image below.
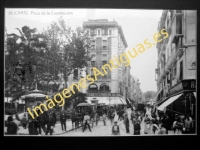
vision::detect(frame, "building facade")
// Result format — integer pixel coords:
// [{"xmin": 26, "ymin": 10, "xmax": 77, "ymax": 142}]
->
[
  {"xmin": 155, "ymin": 10, "xmax": 196, "ymax": 118},
  {"xmin": 82, "ymin": 19, "xmax": 129, "ymax": 106}
]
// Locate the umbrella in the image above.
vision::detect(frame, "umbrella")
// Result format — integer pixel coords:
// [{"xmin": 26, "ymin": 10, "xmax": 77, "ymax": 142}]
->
[{"xmin": 77, "ymin": 103, "xmax": 92, "ymax": 107}]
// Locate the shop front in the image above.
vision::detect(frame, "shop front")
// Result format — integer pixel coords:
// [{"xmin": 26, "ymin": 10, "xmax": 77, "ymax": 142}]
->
[
  {"xmin": 157, "ymin": 79, "xmax": 196, "ymax": 119},
  {"xmin": 86, "ymin": 93, "xmax": 127, "ymax": 109}
]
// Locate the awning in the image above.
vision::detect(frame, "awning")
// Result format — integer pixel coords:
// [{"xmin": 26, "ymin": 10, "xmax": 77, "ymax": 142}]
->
[
  {"xmin": 157, "ymin": 93, "xmax": 183, "ymax": 111},
  {"xmin": 126, "ymin": 98, "xmax": 131, "ymax": 103},
  {"xmin": 193, "ymin": 92, "xmax": 196, "ymax": 98},
  {"xmin": 86, "ymin": 97, "xmax": 127, "ymax": 105}
]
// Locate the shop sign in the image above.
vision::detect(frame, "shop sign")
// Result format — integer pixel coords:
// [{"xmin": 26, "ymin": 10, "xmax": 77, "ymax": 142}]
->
[
  {"xmin": 86, "ymin": 93, "xmax": 120, "ymax": 97},
  {"xmin": 182, "ymin": 80, "xmax": 196, "ymax": 90}
]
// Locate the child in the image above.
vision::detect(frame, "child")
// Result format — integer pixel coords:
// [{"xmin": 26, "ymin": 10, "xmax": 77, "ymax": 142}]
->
[
  {"xmin": 111, "ymin": 121, "xmax": 120, "ymax": 135},
  {"xmin": 102, "ymin": 113, "xmax": 107, "ymax": 126}
]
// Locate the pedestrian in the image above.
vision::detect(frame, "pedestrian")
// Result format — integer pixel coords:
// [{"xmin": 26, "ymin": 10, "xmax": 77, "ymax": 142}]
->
[
  {"xmin": 83, "ymin": 112, "xmax": 92, "ymax": 132},
  {"xmin": 184, "ymin": 114, "xmax": 193, "ymax": 134},
  {"xmin": 134, "ymin": 117, "xmax": 141, "ymax": 135},
  {"xmin": 152, "ymin": 114, "xmax": 159, "ymax": 134},
  {"xmin": 124, "ymin": 114, "xmax": 130, "ymax": 133},
  {"xmin": 95, "ymin": 112, "xmax": 99, "ymax": 126},
  {"xmin": 157, "ymin": 123, "xmax": 167, "ymax": 135},
  {"xmin": 28, "ymin": 117, "xmax": 40, "ymax": 135},
  {"xmin": 131, "ymin": 108, "xmax": 135, "ymax": 124},
  {"xmin": 173, "ymin": 116, "xmax": 184, "ymax": 134},
  {"xmin": 45, "ymin": 112, "xmax": 55, "ymax": 135},
  {"xmin": 21, "ymin": 114, "xmax": 28, "ymax": 129},
  {"xmin": 144, "ymin": 114, "xmax": 151, "ymax": 134},
  {"xmin": 111, "ymin": 121, "xmax": 120, "ymax": 135},
  {"xmin": 163, "ymin": 114, "xmax": 170, "ymax": 134},
  {"xmin": 172, "ymin": 114, "xmax": 179, "ymax": 134},
  {"xmin": 102, "ymin": 113, "xmax": 107, "ymax": 126},
  {"xmin": 60, "ymin": 110, "xmax": 67, "ymax": 131},
  {"xmin": 110, "ymin": 110, "xmax": 115, "ymax": 126},
  {"xmin": 6, "ymin": 116, "xmax": 18, "ymax": 135}
]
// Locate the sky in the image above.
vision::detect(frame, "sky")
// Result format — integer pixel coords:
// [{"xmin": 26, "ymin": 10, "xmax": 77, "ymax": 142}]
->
[{"xmin": 5, "ymin": 8, "xmax": 163, "ymax": 93}]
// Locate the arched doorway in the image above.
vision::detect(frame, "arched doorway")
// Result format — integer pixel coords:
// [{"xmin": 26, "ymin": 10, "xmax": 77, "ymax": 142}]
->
[{"xmin": 99, "ymin": 83, "xmax": 110, "ymax": 92}]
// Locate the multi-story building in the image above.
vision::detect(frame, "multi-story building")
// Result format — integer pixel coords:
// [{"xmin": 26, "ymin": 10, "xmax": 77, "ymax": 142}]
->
[
  {"xmin": 82, "ymin": 19, "xmax": 129, "ymax": 106},
  {"xmin": 155, "ymin": 10, "xmax": 196, "ymax": 118},
  {"xmin": 131, "ymin": 76, "xmax": 142, "ymax": 105}
]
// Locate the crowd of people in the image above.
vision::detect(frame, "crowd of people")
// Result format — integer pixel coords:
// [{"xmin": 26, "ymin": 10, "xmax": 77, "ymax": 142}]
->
[{"xmin": 5, "ymin": 103, "xmax": 195, "ymax": 135}]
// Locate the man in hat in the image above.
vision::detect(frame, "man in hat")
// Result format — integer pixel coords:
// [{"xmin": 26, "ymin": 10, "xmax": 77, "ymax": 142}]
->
[
  {"xmin": 28, "ymin": 117, "xmax": 40, "ymax": 135},
  {"xmin": 133, "ymin": 116, "xmax": 141, "ymax": 135},
  {"xmin": 124, "ymin": 113, "xmax": 130, "ymax": 133},
  {"xmin": 45, "ymin": 111, "xmax": 55, "ymax": 135},
  {"xmin": 82, "ymin": 112, "xmax": 92, "ymax": 132},
  {"xmin": 6, "ymin": 116, "xmax": 18, "ymax": 135},
  {"xmin": 112, "ymin": 120, "xmax": 120, "ymax": 135},
  {"xmin": 60, "ymin": 109, "xmax": 67, "ymax": 131}
]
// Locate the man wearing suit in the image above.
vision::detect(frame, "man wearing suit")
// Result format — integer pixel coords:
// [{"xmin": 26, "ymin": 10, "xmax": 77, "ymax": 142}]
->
[{"xmin": 60, "ymin": 110, "xmax": 67, "ymax": 131}]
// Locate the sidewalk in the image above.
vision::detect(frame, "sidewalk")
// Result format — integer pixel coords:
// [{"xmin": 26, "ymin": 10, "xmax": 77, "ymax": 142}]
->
[
  {"xmin": 120, "ymin": 118, "xmax": 176, "ymax": 135},
  {"xmin": 17, "ymin": 119, "xmax": 77, "ymax": 135}
]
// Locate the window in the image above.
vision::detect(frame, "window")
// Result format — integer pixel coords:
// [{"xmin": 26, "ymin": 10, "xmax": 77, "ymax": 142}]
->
[
  {"xmin": 98, "ymin": 30, "xmax": 100, "ymax": 35},
  {"xmin": 180, "ymin": 61, "xmax": 183, "ymax": 80},
  {"xmin": 90, "ymin": 29, "xmax": 94, "ymax": 36},
  {"xmin": 109, "ymin": 30, "xmax": 112, "ymax": 35},
  {"xmin": 176, "ymin": 14, "xmax": 182, "ymax": 34},
  {"xmin": 91, "ymin": 45, "xmax": 95, "ymax": 50},
  {"xmin": 102, "ymin": 29, "xmax": 108, "ymax": 35},
  {"xmin": 102, "ymin": 54, "xmax": 107, "ymax": 58},
  {"xmin": 173, "ymin": 66, "xmax": 177, "ymax": 79},
  {"xmin": 102, "ymin": 69, "xmax": 107, "ymax": 79},
  {"xmin": 91, "ymin": 54, "xmax": 96, "ymax": 59},
  {"xmin": 102, "ymin": 61, "xmax": 107, "ymax": 65},
  {"xmin": 88, "ymin": 84, "xmax": 98, "ymax": 91},
  {"xmin": 91, "ymin": 39, "xmax": 95, "ymax": 44},
  {"xmin": 100, "ymin": 84, "xmax": 109, "ymax": 91},
  {"xmin": 103, "ymin": 40, "xmax": 107, "ymax": 45},
  {"xmin": 103, "ymin": 46, "xmax": 107, "ymax": 50},
  {"xmin": 91, "ymin": 61, "xmax": 96, "ymax": 66}
]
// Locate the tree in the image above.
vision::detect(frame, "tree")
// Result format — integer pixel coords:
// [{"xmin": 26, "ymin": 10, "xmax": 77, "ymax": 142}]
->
[{"xmin": 5, "ymin": 17, "xmax": 92, "ymax": 98}]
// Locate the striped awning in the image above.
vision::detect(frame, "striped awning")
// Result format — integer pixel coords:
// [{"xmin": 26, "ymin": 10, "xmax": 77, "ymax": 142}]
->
[
  {"xmin": 157, "ymin": 93, "xmax": 183, "ymax": 111},
  {"xmin": 126, "ymin": 97, "xmax": 131, "ymax": 103}
]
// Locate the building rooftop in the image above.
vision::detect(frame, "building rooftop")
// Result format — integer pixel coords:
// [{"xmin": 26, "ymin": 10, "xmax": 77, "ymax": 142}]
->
[{"xmin": 83, "ymin": 19, "xmax": 128, "ymax": 48}]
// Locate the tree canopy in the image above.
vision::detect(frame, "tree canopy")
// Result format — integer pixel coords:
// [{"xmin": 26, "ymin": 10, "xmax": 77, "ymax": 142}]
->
[{"xmin": 5, "ymin": 17, "xmax": 92, "ymax": 97}]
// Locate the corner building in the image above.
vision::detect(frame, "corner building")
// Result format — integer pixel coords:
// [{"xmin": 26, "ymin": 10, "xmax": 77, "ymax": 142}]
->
[
  {"xmin": 82, "ymin": 19, "xmax": 129, "ymax": 106},
  {"xmin": 155, "ymin": 10, "xmax": 196, "ymax": 120}
]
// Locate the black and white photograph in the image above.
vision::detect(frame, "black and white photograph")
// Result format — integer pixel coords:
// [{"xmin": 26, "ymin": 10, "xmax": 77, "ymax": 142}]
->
[{"xmin": 4, "ymin": 8, "xmax": 197, "ymax": 136}]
